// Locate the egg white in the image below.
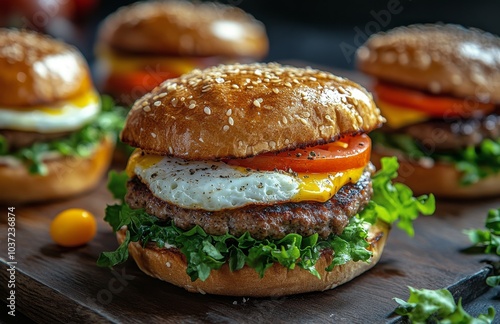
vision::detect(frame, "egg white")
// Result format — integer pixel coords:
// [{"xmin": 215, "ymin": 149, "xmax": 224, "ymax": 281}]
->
[
  {"xmin": 133, "ymin": 157, "xmax": 300, "ymax": 211},
  {"xmin": 0, "ymin": 93, "xmax": 100, "ymax": 133}
]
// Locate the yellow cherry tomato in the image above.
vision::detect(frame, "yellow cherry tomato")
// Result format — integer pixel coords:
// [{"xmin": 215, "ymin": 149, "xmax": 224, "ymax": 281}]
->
[{"xmin": 50, "ymin": 208, "xmax": 97, "ymax": 247}]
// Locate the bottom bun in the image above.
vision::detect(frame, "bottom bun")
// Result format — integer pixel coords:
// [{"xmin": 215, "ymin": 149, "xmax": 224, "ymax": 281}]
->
[
  {"xmin": 117, "ymin": 220, "xmax": 389, "ymax": 297},
  {"xmin": 0, "ymin": 137, "xmax": 114, "ymax": 204},
  {"xmin": 372, "ymin": 149, "xmax": 500, "ymax": 199}
]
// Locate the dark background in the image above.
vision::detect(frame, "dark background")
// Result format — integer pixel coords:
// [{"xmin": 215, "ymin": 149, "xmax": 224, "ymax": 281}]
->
[{"xmin": 3, "ymin": 0, "xmax": 500, "ymax": 70}]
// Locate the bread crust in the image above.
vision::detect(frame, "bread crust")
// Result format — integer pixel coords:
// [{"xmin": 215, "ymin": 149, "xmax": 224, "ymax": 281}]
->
[
  {"xmin": 0, "ymin": 28, "xmax": 93, "ymax": 106},
  {"xmin": 121, "ymin": 63, "xmax": 385, "ymax": 159},
  {"xmin": 371, "ymin": 149, "xmax": 500, "ymax": 199},
  {"xmin": 117, "ymin": 220, "xmax": 389, "ymax": 297},
  {"xmin": 0, "ymin": 137, "xmax": 113, "ymax": 204},
  {"xmin": 97, "ymin": 0, "xmax": 268, "ymax": 59},
  {"xmin": 357, "ymin": 24, "xmax": 500, "ymax": 103}
]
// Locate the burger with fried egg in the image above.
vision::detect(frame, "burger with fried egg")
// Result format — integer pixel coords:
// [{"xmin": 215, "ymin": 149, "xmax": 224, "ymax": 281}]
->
[
  {"xmin": 357, "ymin": 24, "xmax": 500, "ymax": 198},
  {"xmin": 95, "ymin": 0, "xmax": 268, "ymax": 105},
  {"xmin": 0, "ymin": 29, "xmax": 122, "ymax": 204},
  {"xmin": 98, "ymin": 63, "xmax": 435, "ymax": 297}
]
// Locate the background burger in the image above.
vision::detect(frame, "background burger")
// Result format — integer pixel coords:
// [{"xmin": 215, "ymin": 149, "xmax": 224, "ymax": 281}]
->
[
  {"xmin": 0, "ymin": 29, "xmax": 123, "ymax": 204},
  {"xmin": 98, "ymin": 63, "xmax": 434, "ymax": 297},
  {"xmin": 94, "ymin": 0, "xmax": 269, "ymax": 105},
  {"xmin": 357, "ymin": 24, "xmax": 500, "ymax": 198}
]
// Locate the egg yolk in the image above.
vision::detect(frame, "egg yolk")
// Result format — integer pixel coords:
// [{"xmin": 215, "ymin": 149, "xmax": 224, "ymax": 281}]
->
[{"xmin": 50, "ymin": 208, "xmax": 97, "ymax": 247}]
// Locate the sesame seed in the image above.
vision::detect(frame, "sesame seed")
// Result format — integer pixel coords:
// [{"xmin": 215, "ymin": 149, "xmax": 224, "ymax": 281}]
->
[
  {"xmin": 263, "ymin": 105, "xmax": 273, "ymax": 110},
  {"xmin": 171, "ymin": 98, "xmax": 178, "ymax": 107},
  {"xmin": 188, "ymin": 103, "xmax": 196, "ymax": 109},
  {"xmin": 154, "ymin": 101, "xmax": 161, "ymax": 107},
  {"xmin": 246, "ymin": 85, "xmax": 254, "ymax": 89},
  {"xmin": 215, "ymin": 77, "xmax": 224, "ymax": 83},
  {"xmin": 253, "ymin": 99, "xmax": 261, "ymax": 108},
  {"xmin": 143, "ymin": 106, "xmax": 151, "ymax": 112},
  {"xmin": 223, "ymin": 125, "xmax": 230, "ymax": 131},
  {"xmin": 299, "ymin": 118, "xmax": 308, "ymax": 125},
  {"xmin": 226, "ymin": 109, "xmax": 232, "ymax": 116},
  {"xmin": 272, "ymin": 88, "xmax": 280, "ymax": 94},
  {"xmin": 228, "ymin": 117, "xmax": 234, "ymax": 125},
  {"xmin": 282, "ymin": 116, "xmax": 288, "ymax": 124},
  {"xmin": 254, "ymin": 69, "xmax": 262, "ymax": 76},
  {"xmin": 303, "ymin": 112, "xmax": 311, "ymax": 118},
  {"xmin": 231, "ymin": 84, "xmax": 239, "ymax": 89},
  {"xmin": 158, "ymin": 92, "xmax": 168, "ymax": 98},
  {"xmin": 285, "ymin": 82, "xmax": 292, "ymax": 87},
  {"xmin": 293, "ymin": 79, "xmax": 300, "ymax": 84},
  {"xmin": 151, "ymin": 132, "xmax": 157, "ymax": 138},
  {"xmin": 168, "ymin": 146, "xmax": 173, "ymax": 154},
  {"xmin": 204, "ymin": 106, "xmax": 211, "ymax": 115},
  {"xmin": 309, "ymin": 77, "xmax": 317, "ymax": 81}
]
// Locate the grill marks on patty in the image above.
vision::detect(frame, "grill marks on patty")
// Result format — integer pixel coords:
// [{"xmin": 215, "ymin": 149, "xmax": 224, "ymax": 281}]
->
[{"xmin": 125, "ymin": 166, "xmax": 374, "ymax": 240}]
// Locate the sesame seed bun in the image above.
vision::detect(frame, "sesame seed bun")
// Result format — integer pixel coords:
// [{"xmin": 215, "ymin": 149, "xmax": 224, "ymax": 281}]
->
[
  {"xmin": 96, "ymin": 0, "xmax": 268, "ymax": 59},
  {"xmin": 121, "ymin": 63, "xmax": 385, "ymax": 160},
  {"xmin": 0, "ymin": 28, "xmax": 93, "ymax": 107},
  {"xmin": 117, "ymin": 220, "xmax": 389, "ymax": 297},
  {"xmin": 356, "ymin": 24, "xmax": 500, "ymax": 103},
  {"xmin": 0, "ymin": 136, "xmax": 113, "ymax": 205}
]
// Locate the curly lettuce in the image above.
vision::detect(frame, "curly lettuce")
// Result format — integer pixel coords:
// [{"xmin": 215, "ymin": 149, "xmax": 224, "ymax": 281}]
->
[
  {"xmin": 394, "ymin": 287, "xmax": 495, "ymax": 323},
  {"xmin": 371, "ymin": 131, "xmax": 500, "ymax": 186},
  {"xmin": 98, "ymin": 157, "xmax": 435, "ymax": 281},
  {"xmin": 0, "ymin": 95, "xmax": 128, "ymax": 175}
]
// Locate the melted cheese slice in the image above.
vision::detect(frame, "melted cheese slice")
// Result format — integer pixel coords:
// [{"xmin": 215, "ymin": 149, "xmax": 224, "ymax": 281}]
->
[
  {"xmin": 0, "ymin": 90, "xmax": 100, "ymax": 133},
  {"xmin": 126, "ymin": 150, "xmax": 366, "ymax": 211},
  {"xmin": 377, "ymin": 99, "xmax": 430, "ymax": 129},
  {"xmin": 98, "ymin": 49, "xmax": 202, "ymax": 76}
]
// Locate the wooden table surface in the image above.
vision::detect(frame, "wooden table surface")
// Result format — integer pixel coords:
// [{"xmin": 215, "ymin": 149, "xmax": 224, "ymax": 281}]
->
[
  {"xmin": 1, "ymin": 179, "xmax": 499, "ymax": 323},
  {"xmin": 1, "ymin": 68, "xmax": 500, "ymax": 323}
]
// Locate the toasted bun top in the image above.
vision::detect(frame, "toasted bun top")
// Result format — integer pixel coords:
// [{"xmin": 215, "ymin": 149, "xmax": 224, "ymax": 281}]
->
[
  {"xmin": 121, "ymin": 63, "xmax": 385, "ymax": 159},
  {"xmin": 357, "ymin": 24, "xmax": 500, "ymax": 103},
  {"xmin": 0, "ymin": 29, "xmax": 93, "ymax": 107},
  {"xmin": 97, "ymin": 0, "xmax": 268, "ymax": 59}
]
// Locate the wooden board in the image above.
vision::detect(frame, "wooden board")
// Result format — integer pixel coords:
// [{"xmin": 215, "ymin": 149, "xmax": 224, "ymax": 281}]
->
[
  {"xmin": 1, "ymin": 67, "xmax": 500, "ymax": 322},
  {"xmin": 1, "ymin": 170, "xmax": 500, "ymax": 323}
]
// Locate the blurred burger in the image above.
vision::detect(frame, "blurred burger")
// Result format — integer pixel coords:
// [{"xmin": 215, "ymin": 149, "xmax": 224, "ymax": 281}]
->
[
  {"xmin": 357, "ymin": 24, "xmax": 500, "ymax": 198},
  {"xmin": 0, "ymin": 29, "xmax": 120, "ymax": 204},
  {"xmin": 98, "ymin": 63, "xmax": 434, "ymax": 297},
  {"xmin": 94, "ymin": 0, "xmax": 268, "ymax": 105}
]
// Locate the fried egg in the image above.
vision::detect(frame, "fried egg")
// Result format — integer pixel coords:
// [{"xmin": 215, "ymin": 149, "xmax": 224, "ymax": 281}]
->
[
  {"xmin": 0, "ymin": 90, "xmax": 100, "ymax": 133},
  {"xmin": 127, "ymin": 151, "xmax": 365, "ymax": 211}
]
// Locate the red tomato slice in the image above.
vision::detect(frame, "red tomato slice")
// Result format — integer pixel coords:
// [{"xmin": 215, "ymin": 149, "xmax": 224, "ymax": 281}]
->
[
  {"xmin": 226, "ymin": 134, "xmax": 371, "ymax": 173},
  {"xmin": 105, "ymin": 70, "xmax": 179, "ymax": 96},
  {"xmin": 374, "ymin": 82, "xmax": 495, "ymax": 118}
]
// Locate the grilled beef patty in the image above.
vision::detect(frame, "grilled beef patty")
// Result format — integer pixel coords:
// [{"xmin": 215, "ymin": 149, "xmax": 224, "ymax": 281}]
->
[
  {"xmin": 125, "ymin": 165, "xmax": 374, "ymax": 240},
  {"xmin": 0, "ymin": 129, "xmax": 70, "ymax": 151},
  {"xmin": 402, "ymin": 113, "xmax": 500, "ymax": 151}
]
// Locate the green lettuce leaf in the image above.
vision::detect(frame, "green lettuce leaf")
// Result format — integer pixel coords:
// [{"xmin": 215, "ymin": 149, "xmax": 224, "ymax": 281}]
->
[
  {"xmin": 464, "ymin": 208, "xmax": 500, "ymax": 286},
  {"xmin": 0, "ymin": 95, "xmax": 128, "ymax": 175},
  {"xmin": 371, "ymin": 131, "xmax": 500, "ymax": 186},
  {"xmin": 359, "ymin": 157, "xmax": 435, "ymax": 236},
  {"xmin": 394, "ymin": 286, "xmax": 496, "ymax": 323},
  {"xmin": 98, "ymin": 157, "xmax": 436, "ymax": 281}
]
